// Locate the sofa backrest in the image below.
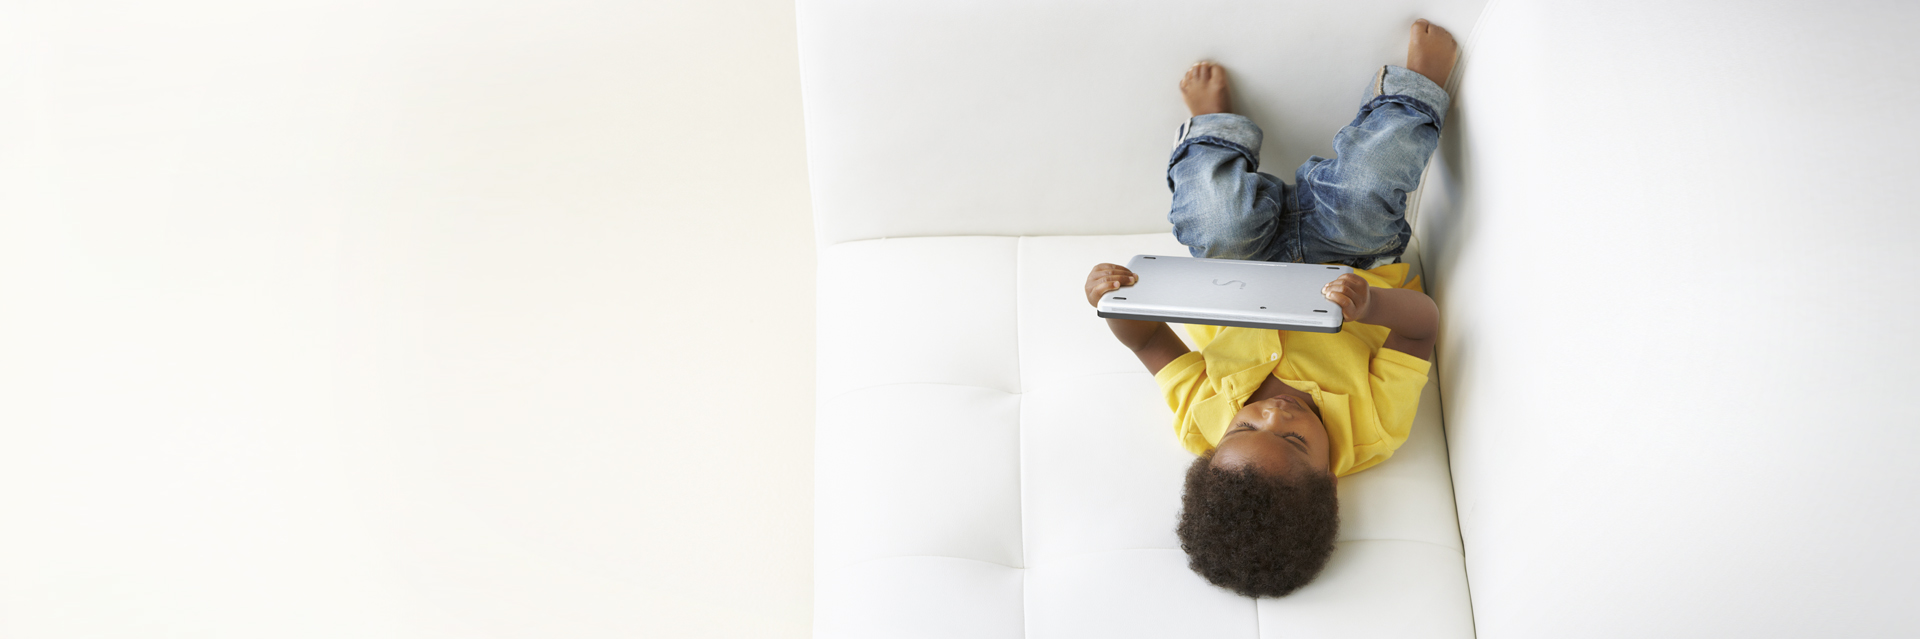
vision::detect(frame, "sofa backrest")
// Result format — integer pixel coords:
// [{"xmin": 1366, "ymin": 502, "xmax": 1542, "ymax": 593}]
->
[
  {"xmin": 798, "ymin": 0, "xmax": 1493, "ymax": 247},
  {"xmin": 1416, "ymin": 0, "xmax": 1920, "ymax": 636}
]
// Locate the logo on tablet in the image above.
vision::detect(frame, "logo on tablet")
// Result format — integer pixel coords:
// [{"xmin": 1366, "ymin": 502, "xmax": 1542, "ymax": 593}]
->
[{"xmin": 1212, "ymin": 279, "xmax": 1246, "ymax": 289}]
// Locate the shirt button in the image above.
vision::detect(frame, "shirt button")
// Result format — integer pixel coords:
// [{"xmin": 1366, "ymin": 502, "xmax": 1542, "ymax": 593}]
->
[{"xmin": 1269, "ymin": 353, "xmax": 1279, "ymax": 361}]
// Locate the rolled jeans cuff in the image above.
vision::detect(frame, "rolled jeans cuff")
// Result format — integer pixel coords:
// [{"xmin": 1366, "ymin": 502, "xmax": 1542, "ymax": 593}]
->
[
  {"xmin": 1373, "ymin": 64, "xmax": 1451, "ymax": 129},
  {"xmin": 1173, "ymin": 113, "xmax": 1263, "ymax": 170}
]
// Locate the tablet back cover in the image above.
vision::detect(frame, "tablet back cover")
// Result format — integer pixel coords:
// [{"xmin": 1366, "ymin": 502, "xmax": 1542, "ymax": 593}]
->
[{"xmin": 1095, "ymin": 255, "xmax": 1350, "ymax": 333}]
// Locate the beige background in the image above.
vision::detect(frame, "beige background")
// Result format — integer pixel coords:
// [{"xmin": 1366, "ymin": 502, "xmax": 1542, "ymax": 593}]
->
[{"xmin": 0, "ymin": 0, "xmax": 813, "ymax": 636}]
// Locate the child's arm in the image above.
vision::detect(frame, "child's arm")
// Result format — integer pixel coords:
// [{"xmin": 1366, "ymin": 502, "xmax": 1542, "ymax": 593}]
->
[
  {"xmin": 1322, "ymin": 273, "xmax": 1438, "ymax": 361},
  {"xmin": 1086, "ymin": 263, "xmax": 1192, "ymax": 375}
]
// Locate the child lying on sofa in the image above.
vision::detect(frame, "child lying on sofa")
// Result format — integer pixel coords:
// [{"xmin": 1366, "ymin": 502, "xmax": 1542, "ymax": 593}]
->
[{"xmin": 1081, "ymin": 19, "xmax": 1455, "ymax": 598}]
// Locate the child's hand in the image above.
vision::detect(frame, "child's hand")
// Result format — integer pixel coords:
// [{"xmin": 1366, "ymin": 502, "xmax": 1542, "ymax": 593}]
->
[
  {"xmin": 1321, "ymin": 273, "xmax": 1372, "ymax": 323},
  {"xmin": 1085, "ymin": 263, "xmax": 1138, "ymax": 308}
]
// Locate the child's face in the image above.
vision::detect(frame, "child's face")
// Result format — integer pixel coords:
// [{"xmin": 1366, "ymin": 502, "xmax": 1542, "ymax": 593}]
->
[{"xmin": 1212, "ymin": 395, "xmax": 1332, "ymax": 478}]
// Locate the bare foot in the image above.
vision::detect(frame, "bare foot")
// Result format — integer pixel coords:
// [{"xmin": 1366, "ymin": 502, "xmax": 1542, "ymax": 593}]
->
[
  {"xmin": 1406, "ymin": 19, "xmax": 1457, "ymax": 87},
  {"xmin": 1181, "ymin": 61, "xmax": 1231, "ymax": 116}
]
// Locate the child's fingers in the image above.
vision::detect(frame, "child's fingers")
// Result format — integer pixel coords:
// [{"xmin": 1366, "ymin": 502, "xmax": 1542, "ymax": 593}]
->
[
  {"xmin": 1325, "ymin": 291, "xmax": 1357, "ymax": 317},
  {"xmin": 1327, "ymin": 273, "xmax": 1366, "ymax": 291},
  {"xmin": 1321, "ymin": 279, "xmax": 1349, "ymax": 299},
  {"xmin": 1090, "ymin": 270, "xmax": 1128, "ymax": 291},
  {"xmin": 1321, "ymin": 281, "xmax": 1357, "ymax": 313},
  {"xmin": 1086, "ymin": 274, "xmax": 1136, "ymax": 301},
  {"xmin": 1085, "ymin": 263, "xmax": 1139, "ymax": 307},
  {"xmin": 1087, "ymin": 265, "xmax": 1133, "ymax": 283},
  {"xmin": 1322, "ymin": 275, "xmax": 1365, "ymax": 299}
]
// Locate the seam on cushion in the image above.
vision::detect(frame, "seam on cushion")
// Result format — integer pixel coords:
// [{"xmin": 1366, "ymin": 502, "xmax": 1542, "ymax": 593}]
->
[
  {"xmin": 822, "ymin": 554, "xmax": 1026, "ymax": 576},
  {"xmin": 820, "ymin": 232, "xmax": 1175, "ymax": 252},
  {"xmin": 1020, "ymin": 538, "xmax": 1465, "ymax": 569},
  {"xmin": 1024, "ymin": 546, "xmax": 1185, "ymax": 569},
  {"xmin": 1013, "ymin": 235, "xmax": 1029, "ymax": 637},
  {"xmin": 1253, "ymin": 584, "xmax": 1262, "ymax": 638},
  {"xmin": 1428, "ymin": 325, "xmax": 1476, "ymax": 637},
  {"xmin": 1335, "ymin": 537, "xmax": 1466, "ymax": 555},
  {"xmin": 1021, "ymin": 566, "xmax": 1030, "ymax": 639},
  {"xmin": 1017, "ymin": 370, "xmax": 1150, "ymax": 395},
  {"xmin": 818, "ymin": 380, "xmax": 1019, "ymax": 405},
  {"xmin": 1047, "ymin": 547, "xmax": 1183, "ymax": 553},
  {"xmin": 1013, "ymin": 236, "xmax": 1027, "ymax": 396},
  {"xmin": 1015, "ymin": 236, "xmax": 1031, "ymax": 639},
  {"xmin": 1016, "ymin": 389, "xmax": 1030, "ymax": 573}
]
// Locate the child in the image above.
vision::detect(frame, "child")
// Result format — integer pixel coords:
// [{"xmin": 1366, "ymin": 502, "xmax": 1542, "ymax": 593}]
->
[{"xmin": 1081, "ymin": 20, "xmax": 1455, "ymax": 597}]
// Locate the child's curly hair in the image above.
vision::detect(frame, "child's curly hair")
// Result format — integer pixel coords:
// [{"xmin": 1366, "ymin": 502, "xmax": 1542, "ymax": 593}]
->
[{"xmin": 1176, "ymin": 452, "xmax": 1339, "ymax": 597}]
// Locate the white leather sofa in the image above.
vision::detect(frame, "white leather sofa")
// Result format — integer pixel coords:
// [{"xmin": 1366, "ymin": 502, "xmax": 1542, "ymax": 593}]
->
[{"xmin": 804, "ymin": 1, "xmax": 1920, "ymax": 637}]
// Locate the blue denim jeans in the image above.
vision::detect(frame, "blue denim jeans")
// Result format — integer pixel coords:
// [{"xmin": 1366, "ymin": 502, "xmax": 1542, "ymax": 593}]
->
[{"xmin": 1167, "ymin": 65, "xmax": 1450, "ymax": 269}]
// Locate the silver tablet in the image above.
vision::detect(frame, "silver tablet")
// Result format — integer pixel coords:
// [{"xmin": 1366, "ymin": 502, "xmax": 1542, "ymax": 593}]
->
[{"xmin": 1095, "ymin": 255, "xmax": 1352, "ymax": 333}]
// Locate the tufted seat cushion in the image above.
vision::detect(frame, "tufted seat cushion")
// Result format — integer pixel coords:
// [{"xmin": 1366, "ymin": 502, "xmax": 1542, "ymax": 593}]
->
[{"xmin": 815, "ymin": 233, "xmax": 1472, "ymax": 638}]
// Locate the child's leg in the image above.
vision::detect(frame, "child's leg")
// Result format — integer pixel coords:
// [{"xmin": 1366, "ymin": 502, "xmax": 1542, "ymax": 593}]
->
[
  {"xmin": 1167, "ymin": 63, "xmax": 1291, "ymax": 262},
  {"xmin": 1291, "ymin": 64, "xmax": 1451, "ymax": 269},
  {"xmin": 1168, "ymin": 114, "xmax": 1291, "ymax": 261}
]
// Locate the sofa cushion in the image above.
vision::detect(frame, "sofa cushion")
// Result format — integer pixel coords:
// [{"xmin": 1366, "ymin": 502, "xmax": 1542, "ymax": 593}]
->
[{"xmin": 816, "ymin": 233, "xmax": 1471, "ymax": 638}]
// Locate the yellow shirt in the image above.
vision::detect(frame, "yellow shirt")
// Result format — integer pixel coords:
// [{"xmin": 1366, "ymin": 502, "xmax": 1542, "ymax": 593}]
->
[{"xmin": 1152, "ymin": 262, "xmax": 1432, "ymax": 477}]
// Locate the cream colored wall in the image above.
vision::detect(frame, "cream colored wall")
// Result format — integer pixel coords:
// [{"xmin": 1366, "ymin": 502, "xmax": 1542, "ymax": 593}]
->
[{"xmin": 0, "ymin": 1, "xmax": 812, "ymax": 637}]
